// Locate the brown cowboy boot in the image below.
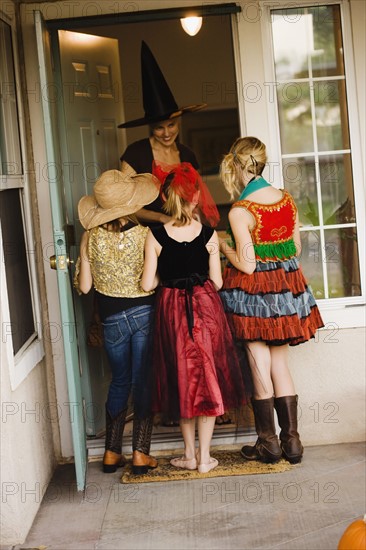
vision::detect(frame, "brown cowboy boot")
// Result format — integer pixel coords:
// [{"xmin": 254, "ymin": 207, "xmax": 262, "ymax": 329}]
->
[
  {"xmin": 274, "ymin": 395, "xmax": 304, "ymax": 464},
  {"xmin": 241, "ymin": 397, "xmax": 282, "ymax": 463},
  {"xmin": 132, "ymin": 416, "xmax": 157, "ymax": 474},
  {"xmin": 103, "ymin": 407, "xmax": 127, "ymax": 473}
]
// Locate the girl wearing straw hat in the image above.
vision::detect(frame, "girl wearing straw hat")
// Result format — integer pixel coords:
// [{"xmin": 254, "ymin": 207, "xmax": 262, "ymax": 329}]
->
[{"xmin": 77, "ymin": 168, "xmax": 159, "ymax": 475}]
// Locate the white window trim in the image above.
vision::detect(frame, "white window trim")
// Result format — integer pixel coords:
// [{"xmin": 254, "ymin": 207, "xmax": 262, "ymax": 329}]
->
[
  {"xmin": 260, "ymin": 0, "xmax": 365, "ymax": 329},
  {"xmin": 1, "ymin": 9, "xmax": 44, "ymax": 389},
  {"xmin": 231, "ymin": 12, "xmax": 247, "ymax": 137}
]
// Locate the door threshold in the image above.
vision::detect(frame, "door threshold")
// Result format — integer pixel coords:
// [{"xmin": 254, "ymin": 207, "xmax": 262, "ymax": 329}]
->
[{"xmin": 87, "ymin": 426, "xmax": 256, "ymax": 459}]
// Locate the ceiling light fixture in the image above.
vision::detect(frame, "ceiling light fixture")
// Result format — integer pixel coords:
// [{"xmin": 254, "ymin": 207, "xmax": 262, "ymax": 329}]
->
[{"xmin": 180, "ymin": 16, "xmax": 203, "ymax": 37}]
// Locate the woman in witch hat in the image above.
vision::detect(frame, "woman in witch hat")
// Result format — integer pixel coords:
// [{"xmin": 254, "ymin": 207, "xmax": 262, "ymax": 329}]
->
[{"xmin": 119, "ymin": 41, "xmax": 207, "ymax": 227}]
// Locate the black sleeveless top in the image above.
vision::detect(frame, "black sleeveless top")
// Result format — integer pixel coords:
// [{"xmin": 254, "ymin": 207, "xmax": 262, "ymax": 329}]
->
[
  {"xmin": 152, "ymin": 224, "xmax": 214, "ymax": 282},
  {"xmin": 152, "ymin": 224, "xmax": 215, "ymax": 338}
]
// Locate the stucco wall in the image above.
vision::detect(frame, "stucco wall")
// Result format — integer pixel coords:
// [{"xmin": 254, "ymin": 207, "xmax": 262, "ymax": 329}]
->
[
  {"xmin": 289, "ymin": 327, "xmax": 365, "ymax": 446},
  {"xmin": 0, "ymin": 352, "xmax": 58, "ymax": 544}
]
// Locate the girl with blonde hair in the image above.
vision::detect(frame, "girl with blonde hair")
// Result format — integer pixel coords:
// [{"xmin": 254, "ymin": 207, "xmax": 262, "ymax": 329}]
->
[{"xmin": 219, "ymin": 137, "xmax": 324, "ymax": 464}]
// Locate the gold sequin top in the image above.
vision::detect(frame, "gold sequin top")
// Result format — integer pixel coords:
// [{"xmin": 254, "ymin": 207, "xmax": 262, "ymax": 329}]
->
[{"xmin": 87, "ymin": 225, "xmax": 154, "ymax": 298}]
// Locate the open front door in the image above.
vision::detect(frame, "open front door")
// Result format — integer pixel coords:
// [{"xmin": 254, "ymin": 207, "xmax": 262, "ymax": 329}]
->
[
  {"xmin": 56, "ymin": 29, "xmax": 125, "ymax": 437},
  {"xmin": 34, "ymin": 10, "xmax": 87, "ymax": 491}
]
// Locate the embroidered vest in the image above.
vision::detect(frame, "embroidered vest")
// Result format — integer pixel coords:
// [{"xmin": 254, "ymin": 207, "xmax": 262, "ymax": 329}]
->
[{"xmin": 228, "ymin": 191, "xmax": 298, "ymax": 262}]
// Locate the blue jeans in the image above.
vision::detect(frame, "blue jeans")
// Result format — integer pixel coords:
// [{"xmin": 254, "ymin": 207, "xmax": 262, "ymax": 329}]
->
[{"xmin": 102, "ymin": 305, "xmax": 154, "ymax": 418}]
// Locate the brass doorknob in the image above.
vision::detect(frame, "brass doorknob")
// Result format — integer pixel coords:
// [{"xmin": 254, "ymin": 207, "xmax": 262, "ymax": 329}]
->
[{"xmin": 49, "ymin": 255, "xmax": 73, "ymax": 270}]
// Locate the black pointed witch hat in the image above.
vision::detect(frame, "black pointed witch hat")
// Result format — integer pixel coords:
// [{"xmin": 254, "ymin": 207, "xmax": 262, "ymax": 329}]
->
[{"xmin": 118, "ymin": 41, "xmax": 206, "ymax": 128}]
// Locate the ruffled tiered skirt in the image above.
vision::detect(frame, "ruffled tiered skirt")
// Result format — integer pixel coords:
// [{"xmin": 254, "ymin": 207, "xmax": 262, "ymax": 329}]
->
[
  {"xmin": 152, "ymin": 279, "xmax": 248, "ymax": 420},
  {"xmin": 220, "ymin": 258, "xmax": 324, "ymax": 346}
]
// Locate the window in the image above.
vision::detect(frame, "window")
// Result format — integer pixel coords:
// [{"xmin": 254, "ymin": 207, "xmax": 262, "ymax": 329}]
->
[
  {"xmin": 0, "ymin": 15, "xmax": 43, "ymax": 384},
  {"xmin": 270, "ymin": 4, "xmax": 362, "ymax": 302}
]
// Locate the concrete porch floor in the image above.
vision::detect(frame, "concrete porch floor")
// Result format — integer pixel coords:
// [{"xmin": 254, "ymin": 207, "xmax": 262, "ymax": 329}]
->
[{"xmin": 8, "ymin": 442, "xmax": 366, "ymax": 550}]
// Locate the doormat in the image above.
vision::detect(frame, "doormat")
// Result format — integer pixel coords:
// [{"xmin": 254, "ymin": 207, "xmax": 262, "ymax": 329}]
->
[{"xmin": 120, "ymin": 450, "xmax": 293, "ymax": 484}]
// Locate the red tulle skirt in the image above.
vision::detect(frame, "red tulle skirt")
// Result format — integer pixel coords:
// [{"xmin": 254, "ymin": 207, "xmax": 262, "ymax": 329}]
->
[{"xmin": 152, "ymin": 280, "xmax": 247, "ymax": 420}]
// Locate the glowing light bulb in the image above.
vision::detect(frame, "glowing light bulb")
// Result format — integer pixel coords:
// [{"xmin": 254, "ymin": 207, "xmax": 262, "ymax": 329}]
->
[{"xmin": 180, "ymin": 17, "xmax": 203, "ymax": 37}]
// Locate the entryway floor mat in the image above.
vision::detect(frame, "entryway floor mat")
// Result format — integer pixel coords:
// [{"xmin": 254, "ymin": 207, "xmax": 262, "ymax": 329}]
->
[{"xmin": 120, "ymin": 450, "xmax": 293, "ymax": 483}]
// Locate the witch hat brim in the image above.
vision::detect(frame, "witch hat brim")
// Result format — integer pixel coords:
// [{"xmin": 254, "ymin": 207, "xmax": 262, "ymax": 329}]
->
[{"xmin": 118, "ymin": 41, "xmax": 206, "ymax": 128}]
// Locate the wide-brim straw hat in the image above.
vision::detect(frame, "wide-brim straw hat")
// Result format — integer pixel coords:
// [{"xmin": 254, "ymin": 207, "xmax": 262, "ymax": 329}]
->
[
  {"xmin": 78, "ymin": 169, "xmax": 159, "ymax": 230},
  {"xmin": 118, "ymin": 41, "xmax": 206, "ymax": 128}
]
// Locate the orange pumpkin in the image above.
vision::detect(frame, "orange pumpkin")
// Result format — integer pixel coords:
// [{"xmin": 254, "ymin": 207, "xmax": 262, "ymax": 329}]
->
[{"xmin": 338, "ymin": 515, "xmax": 366, "ymax": 550}]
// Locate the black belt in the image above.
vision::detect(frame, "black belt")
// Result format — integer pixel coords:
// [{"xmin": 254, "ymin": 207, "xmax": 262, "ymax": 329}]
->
[{"xmin": 162, "ymin": 274, "xmax": 208, "ymax": 339}]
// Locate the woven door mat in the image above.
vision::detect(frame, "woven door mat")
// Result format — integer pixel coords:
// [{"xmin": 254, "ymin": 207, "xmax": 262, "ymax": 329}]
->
[{"xmin": 121, "ymin": 450, "xmax": 293, "ymax": 483}]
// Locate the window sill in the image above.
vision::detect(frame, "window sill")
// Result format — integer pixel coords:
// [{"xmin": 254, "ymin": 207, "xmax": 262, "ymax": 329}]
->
[
  {"xmin": 318, "ymin": 301, "xmax": 365, "ymax": 330},
  {"xmin": 9, "ymin": 338, "xmax": 45, "ymax": 390}
]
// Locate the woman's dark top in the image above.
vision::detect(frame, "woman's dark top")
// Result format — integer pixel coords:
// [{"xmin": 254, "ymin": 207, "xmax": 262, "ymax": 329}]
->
[{"xmin": 120, "ymin": 138, "xmax": 199, "ymax": 213}]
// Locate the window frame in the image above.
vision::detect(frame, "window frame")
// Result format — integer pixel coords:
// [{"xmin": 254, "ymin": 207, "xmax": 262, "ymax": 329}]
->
[
  {"xmin": 0, "ymin": 9, "xmax": 44, "ymax": 389},
  {"xmin": 260, "ymin": 0, "xmax": 365, "ymax": 328}
]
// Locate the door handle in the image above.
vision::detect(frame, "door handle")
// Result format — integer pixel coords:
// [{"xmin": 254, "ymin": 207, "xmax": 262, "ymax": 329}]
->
[{"xmin": 49, "ymin": 254, "xmax": 74, "ymax": 270}]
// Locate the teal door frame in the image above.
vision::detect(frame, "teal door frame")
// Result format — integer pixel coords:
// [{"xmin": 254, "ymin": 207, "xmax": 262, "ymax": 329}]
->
[{"xmin": 34, "ymin": 10, "xmax": 87, "ymax": 491}]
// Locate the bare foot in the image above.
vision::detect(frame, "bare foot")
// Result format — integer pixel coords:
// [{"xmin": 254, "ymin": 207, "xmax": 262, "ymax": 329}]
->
[
  {"xmin": 170, "ymin": 456, "xmax": 197, "ymax": 470},
  {"xmin": 198, "ymin": 457, "xmax": 218, "ymax": 474}
]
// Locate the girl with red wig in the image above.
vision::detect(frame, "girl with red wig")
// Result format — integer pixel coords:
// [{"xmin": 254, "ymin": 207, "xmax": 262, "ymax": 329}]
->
[{"xmin": 141, "ymin": 163, "xmax": 247, "ymax": 474}]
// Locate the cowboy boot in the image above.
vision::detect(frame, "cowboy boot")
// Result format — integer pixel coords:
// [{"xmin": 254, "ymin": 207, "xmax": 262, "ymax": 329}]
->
[
  {"xmin": 103, "ymin": 407, "xmax": 127, "ymax": 473},
  {"xmin": 241, "ymin": 397, "xmax": 282, "ymax": 463},
  {"xmin": 132, "ymin": 416, "xmax": 158, "ymax": 474},
  {"xmin": 274, "ymin": 395, "xmax": 304, "ymax": 464}
]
